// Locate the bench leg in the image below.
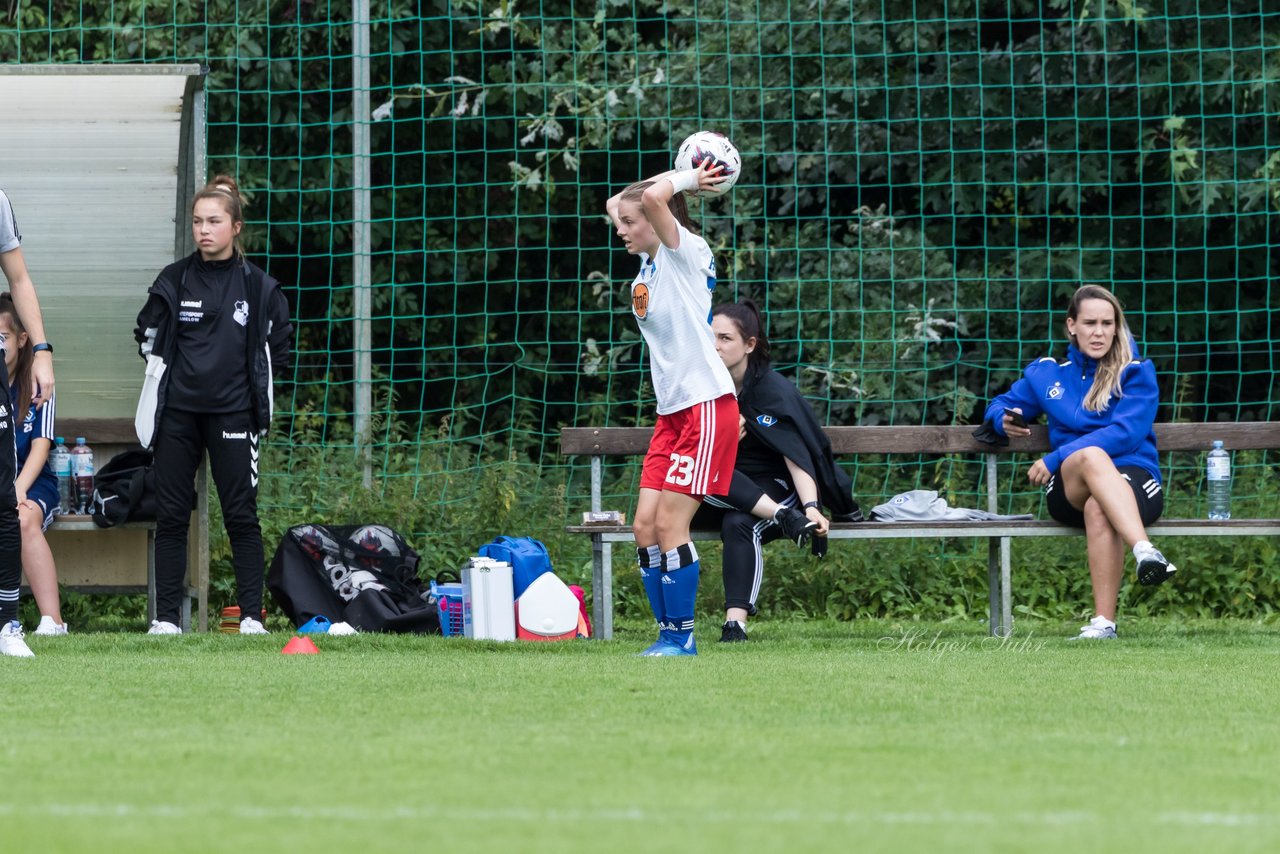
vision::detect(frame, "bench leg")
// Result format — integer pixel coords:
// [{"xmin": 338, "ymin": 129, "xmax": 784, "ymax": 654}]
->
[
  {"xmin": 987, "ymin": 536, "xmax": 1014, "ymax": 638},
  {"xmin": 601, "ymin": 542, "xmax": 613, "ymax": 640},
  {"xmin": 590, "ymin": 535, "xmax": 614, "ymax": 641},
  {"xmin": 147, "ymin": 543, "xmax": 157, "ymax": 626},
  {"xmin": 987, "ymin": 537, "xmax": 1000, "ymax": 636},
  {"xmin": 1000, "ymin": 535, "xmax": 1013, "ymax": 639}
]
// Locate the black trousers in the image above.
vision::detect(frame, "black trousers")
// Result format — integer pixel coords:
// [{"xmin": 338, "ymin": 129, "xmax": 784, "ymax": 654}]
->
[
  {"xmin": 0, "ymin": 359, "xmax": 19, "ymax": 623},
  {"xmin": 153, "ymin": 408, "xmax": 263, "ymax": 625},
  {"xmin": 693, "ymin": 471, "xmax": 796, "ymax": 615}
]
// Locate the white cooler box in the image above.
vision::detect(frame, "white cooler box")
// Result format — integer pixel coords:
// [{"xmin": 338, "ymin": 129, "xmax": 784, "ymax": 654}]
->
[
  {"xmin": 462, "ymin": 557, "xmax": 515, "ymax": 641},
  {"xmin": 516, "ymin": 572, "xmax": 582, "ymax": 641}
]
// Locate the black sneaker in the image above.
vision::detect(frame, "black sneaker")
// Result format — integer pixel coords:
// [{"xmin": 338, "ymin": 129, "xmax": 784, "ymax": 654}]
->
[
  {"xmin": 774, "ymin": 506, "xmax": 818, "ymax": 546},
  {"xmin": 1135, "ymin": 544, "xmax": 1177, "ymax": 586},
  {"xmin": 719, "ymin": 621, "xmax": 748, "ymax": 643}
]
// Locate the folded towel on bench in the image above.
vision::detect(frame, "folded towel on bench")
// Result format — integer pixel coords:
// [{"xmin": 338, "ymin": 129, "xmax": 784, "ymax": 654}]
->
[{"xmin": 871, "ymin": 490, "xmax": 1034, "ymax": 522}]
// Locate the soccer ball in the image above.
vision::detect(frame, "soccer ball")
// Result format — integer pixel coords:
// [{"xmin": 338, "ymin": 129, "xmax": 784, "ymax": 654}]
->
[
  {"xmin": 674, "ymin": 131, "xmax": 741, "ymax": 197},
  {"xmin": 349, "ymin": 524, "xmax": 401, "ymax": 566}
]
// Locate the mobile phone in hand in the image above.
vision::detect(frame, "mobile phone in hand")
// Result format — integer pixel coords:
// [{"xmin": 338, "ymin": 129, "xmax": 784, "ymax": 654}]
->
[{"xmin": 1003, "ymin": 408, "xmax": 1028, "ymax": 429}]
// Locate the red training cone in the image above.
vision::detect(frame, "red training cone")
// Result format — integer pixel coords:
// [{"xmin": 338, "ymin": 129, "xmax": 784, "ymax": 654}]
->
[{"xmin": 281, "ymin": 636, "xmax": 320, "ymax": 655}]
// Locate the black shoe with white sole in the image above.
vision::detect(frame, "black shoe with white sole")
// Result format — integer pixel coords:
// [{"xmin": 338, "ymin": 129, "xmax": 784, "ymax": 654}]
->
[{"xmin": 774, "ymin": 507, "xmax": 818, "ymax": 546}]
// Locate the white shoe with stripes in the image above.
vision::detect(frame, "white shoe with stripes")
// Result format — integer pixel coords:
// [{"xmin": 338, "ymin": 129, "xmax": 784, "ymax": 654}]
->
[{"xmin": 1069, "ymin": 616, "xmax": 1117, "ymax": 640}]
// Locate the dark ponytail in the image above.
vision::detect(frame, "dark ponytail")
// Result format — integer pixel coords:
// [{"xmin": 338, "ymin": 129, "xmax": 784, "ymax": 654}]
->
[
  {"xmin": 0, "ymin": 292, "xmax": 33, "ymax": 423},
  {"xmin": 712, "ymin": 299, "xmax": 771, "ymax": 374}
]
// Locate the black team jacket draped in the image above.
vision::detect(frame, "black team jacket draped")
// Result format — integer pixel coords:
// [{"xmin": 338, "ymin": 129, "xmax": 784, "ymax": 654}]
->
[
  {"xmin": 133, "ymin": 253, "xmax": 293, "ymax": 449},
  {"xmin": 737, "ymin": 362, "xmax": 862, "ymax": 521}
]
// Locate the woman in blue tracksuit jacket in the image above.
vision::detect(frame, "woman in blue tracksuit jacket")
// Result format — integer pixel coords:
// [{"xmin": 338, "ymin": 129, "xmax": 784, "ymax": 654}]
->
[{"xmin": 983, "ymin": 285, "xmax": 1174, "ymax": 640}]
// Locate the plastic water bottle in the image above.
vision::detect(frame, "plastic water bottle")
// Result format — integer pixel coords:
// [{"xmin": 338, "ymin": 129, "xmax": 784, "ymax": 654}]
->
[
  {"xmin": 1207, "ymin": 440, "xmax": 1231, "ymax": 520},
  {"xmin": 51, "ymin": 437, "xmax": 74, "ymax": 514},
  {"xmin": 70, "ymin": 437, "xmax": 95, "ymax": 515}
]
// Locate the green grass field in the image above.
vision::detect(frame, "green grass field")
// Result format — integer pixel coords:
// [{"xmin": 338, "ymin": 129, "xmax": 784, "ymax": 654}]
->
[{"xmin": 4, "ymin": 618, "xmax": 1279, "ymax": 853}]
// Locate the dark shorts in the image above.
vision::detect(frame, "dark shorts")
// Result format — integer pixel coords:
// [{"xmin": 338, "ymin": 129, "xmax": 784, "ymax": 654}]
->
[
  {"xmin": 1045, "ymin": 465, "xmax": 1164, "ymax": 529},
  {"xmin": 27, "ymin": 479, "xmax": 59, "ymax": 532}
]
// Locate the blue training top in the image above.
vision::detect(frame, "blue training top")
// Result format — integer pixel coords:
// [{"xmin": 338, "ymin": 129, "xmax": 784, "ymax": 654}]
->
[
  {"xmin": 982, "ymin": 342, "xmax": 1162, "ymax": 482},
  {"xmin": 10, "ymin": 384, "xmax": 57, "ymax": 490}
]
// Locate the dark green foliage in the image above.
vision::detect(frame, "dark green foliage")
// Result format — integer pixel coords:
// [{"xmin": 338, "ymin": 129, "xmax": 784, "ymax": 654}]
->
[{"xmin": 4, "ymin": 2, "xmax": 1278, "ymax": 623}]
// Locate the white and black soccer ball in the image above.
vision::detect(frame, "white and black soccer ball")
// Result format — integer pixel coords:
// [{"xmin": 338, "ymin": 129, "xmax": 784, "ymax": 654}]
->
[{"xmin": 674, "ymin": 131, "xmax": 742, "ymax": 197}]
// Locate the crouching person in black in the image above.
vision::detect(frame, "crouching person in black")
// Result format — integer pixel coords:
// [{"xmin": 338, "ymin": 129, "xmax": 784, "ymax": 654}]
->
[
  {"xmin": 695, "ymin": 301, "xmax": 862, "ymax": 643},
  {"xmin": 134, "ymin": 175, "xmax": 293, "ymax": 635}
]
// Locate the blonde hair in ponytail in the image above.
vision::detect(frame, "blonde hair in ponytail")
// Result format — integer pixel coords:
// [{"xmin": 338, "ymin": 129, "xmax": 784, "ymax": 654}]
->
[
  {"xmin": 193, "ymin": 173, "xmax": 247, "ymax": 256},
  {"xmin": 1067, "ymin": 285, "xmax": 1134, "ymax": 412}
]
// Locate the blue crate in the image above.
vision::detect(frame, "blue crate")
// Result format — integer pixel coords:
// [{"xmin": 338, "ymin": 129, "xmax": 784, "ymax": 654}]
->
[{"xmin": 430, "ymin": 579, "xmax": 470, "ymax": 637}]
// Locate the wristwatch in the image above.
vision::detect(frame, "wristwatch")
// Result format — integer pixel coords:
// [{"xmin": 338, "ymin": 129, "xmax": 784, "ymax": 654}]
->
[
  {"xmin": 802, "ymin": 501, "xmax": 820, "ymax": 510},
  {"xmin": 32, "ymin": 342, "xmax": 53, "ymax": 355}
]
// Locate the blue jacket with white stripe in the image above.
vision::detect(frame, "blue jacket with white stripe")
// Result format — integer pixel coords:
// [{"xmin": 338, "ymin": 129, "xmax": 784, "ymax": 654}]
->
[{"xmin": 982, "ymin": 343, "xmax": 1162, "ymax": 482}]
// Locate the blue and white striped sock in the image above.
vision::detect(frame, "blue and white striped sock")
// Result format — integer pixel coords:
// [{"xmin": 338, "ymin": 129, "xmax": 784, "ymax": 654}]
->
[
  {"xmin": 637, "ymin": 545, "xmax": 664, "ymax": 632},
  {"xmin": 661, "ymin": 545, "xmax": 699, "ymax": 650}
]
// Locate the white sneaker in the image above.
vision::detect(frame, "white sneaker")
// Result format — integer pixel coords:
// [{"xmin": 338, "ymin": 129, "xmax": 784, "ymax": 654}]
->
[
  {"xmin": 0, "ymin": 620, "xmax": 35, "ymax": 657},
  {"xmin": 239, "ymin": 617, "xmax": 269, "ymax": 635},
  {"xmin": 147, "ymin": 620, "xmax": 182, "ymax": 635},
  {"xmin": 34, "ymin": 616, "xmax": 68, "ymax": 636},
  {"xmin": 1069, "ymin": 616, "xmax": 1118, "ymax": 640}
]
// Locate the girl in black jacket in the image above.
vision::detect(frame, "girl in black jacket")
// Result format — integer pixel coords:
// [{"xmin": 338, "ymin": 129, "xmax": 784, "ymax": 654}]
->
[
  {"xmin": 695, "ymin": 301, "xmax": 862, "ymax": 642},
  {"xmin": 134, "ymin": 175, "xmax": 292, "ymax": 634}
]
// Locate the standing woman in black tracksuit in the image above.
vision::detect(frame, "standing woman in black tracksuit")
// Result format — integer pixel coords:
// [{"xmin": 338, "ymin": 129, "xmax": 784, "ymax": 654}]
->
[
  {"xmin": 694, "ymin": 300, "xmax": 863, "ymax": 642},
  {"xmin": 134, "ymin": 175, "xmax": 293, "ymax": 635}
]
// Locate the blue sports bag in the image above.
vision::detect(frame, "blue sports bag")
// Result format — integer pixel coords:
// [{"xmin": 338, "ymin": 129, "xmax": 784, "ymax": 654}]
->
[{"xmin": 479, "ymin": 536, "xmax": 553, "ymax": 599}]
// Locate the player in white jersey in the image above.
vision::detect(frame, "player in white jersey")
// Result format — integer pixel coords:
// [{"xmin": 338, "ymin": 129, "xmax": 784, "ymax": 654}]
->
[{"xmin": 605, "ymin": 161, "xmax": 738, "ymax": 656}]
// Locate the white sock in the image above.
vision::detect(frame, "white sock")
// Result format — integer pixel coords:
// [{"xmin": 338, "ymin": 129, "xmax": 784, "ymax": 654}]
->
[
  {"xmin": 1092, "ymin": 615, "xmax": 1116, "ymax": 629},
  {"xmin": 1132, "ymin": 540, "xmax": 1155, "ymax": 559}
]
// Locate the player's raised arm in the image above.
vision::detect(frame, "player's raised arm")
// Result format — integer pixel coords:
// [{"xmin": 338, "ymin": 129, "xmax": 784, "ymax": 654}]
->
[{"xmin": 640, "ymin": 161, "xmax": 724, "ymax": 251}]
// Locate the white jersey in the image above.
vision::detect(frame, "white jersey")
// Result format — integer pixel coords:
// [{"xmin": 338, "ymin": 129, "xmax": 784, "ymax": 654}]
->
[{"xmin": 630, "ymin": 223, "xmax": 735, "ymax": 415}]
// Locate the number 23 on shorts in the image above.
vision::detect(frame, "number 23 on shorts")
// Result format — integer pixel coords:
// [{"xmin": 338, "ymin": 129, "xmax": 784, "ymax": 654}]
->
[{"xmin": 665, "ymin": 453, "xmax": 695, "ymax": 487}]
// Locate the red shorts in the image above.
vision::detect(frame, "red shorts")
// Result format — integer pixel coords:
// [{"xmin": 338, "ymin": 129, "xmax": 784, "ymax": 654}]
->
[{"xmin": 639, "ymin": 394, "xmax": 738, "ymax": 498}]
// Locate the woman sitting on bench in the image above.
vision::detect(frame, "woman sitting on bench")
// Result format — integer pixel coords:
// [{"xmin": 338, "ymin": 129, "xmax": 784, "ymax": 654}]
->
[
  {"xmin": 696, "ymin": 300, "xmax": 862, "ymax": 643},
  {"xmin": 0, "ymin": 293, "xmax": 65, "ymax": 636},
  {"xmin": 983, "ymin": 284, "xmax": 1175, "ymax": 640}
]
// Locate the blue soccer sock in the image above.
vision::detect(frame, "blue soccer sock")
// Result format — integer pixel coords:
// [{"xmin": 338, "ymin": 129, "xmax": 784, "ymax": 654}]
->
[
  {"xmin": 637, "ymin": 545, "xmax": 664, "ymax": 632},
  {"xmin": 661, "ymin": 544, "xmax": 700, "ymax": 651}
]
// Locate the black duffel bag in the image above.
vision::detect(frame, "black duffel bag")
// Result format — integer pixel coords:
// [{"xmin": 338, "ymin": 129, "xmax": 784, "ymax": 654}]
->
[
  {"xmin": 90, "ymin": 448, "xmax": 157, "ymax": 528},
  {"xmin": 267, "ymin": 523, "xmax": 441, "ymax": 634}
]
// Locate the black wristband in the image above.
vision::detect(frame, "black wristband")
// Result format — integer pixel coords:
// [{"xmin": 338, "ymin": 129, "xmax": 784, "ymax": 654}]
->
[
  {"xmin": 802, "ymin": 501, "xmax": 820, "ymax": 510},
  {"xmin": 32, "ymin": 342, "xmax": 53, "ymax": 355}
]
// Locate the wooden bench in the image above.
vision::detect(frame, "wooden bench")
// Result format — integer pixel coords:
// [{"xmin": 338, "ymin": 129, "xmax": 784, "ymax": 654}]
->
[
  {"xmin": 31, "ymin": 418, "xmax": 209, "ymax": 632},
  {"xmin": 562, "ymin": 422, "xmax": 1280, "ymax": 639}
]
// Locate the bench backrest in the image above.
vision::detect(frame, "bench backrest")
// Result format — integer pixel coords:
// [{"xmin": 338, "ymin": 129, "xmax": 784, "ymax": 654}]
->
[{"xmin": 561, "ymin": 423, "xmax": 1280, "ymax": 457}]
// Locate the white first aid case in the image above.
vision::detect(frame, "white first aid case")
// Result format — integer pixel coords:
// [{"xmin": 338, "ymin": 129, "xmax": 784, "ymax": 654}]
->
[{"xmin": 462, "ymin": 558, "xmax": 515, "ymax": 641}]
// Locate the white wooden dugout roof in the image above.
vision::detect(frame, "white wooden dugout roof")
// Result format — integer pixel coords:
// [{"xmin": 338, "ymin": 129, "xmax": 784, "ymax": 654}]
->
[{"xmin": 0, "ymin": 64, "xmax": 205, "ymax": 420}]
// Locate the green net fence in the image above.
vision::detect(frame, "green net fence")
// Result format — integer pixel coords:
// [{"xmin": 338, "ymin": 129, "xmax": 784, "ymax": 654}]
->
[{"xmin": 3, "ymin": 1, "xmax": 1278, "ymax": 616}]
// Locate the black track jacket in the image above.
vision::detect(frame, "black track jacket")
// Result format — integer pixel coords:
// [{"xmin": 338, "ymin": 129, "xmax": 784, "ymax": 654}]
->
[
  {"xmin": 133, "ymin": 253, "xmax": 292, "ymax": 448},
  {"xmin": 737, "ymin": 363, "xmax": 862, "ymax": 521}
]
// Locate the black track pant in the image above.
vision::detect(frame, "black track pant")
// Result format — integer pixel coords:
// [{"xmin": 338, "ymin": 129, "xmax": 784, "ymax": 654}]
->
[
  {"xmin": 153, "ymin": 408, "xmax": 263, "ymax": 625},
  {"xmin": 693, "ymin": 470, "xmax": 797, "ymax": 615},
  {"xmin": 0, "ymin": 359, "xmax": 19, "ymax": 623}
]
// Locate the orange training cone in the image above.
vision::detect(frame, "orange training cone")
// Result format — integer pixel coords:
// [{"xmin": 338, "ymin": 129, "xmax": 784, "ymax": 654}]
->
[{"xmin": 281, "ymin": 636, "xmax": 320, "ymax": 655}]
